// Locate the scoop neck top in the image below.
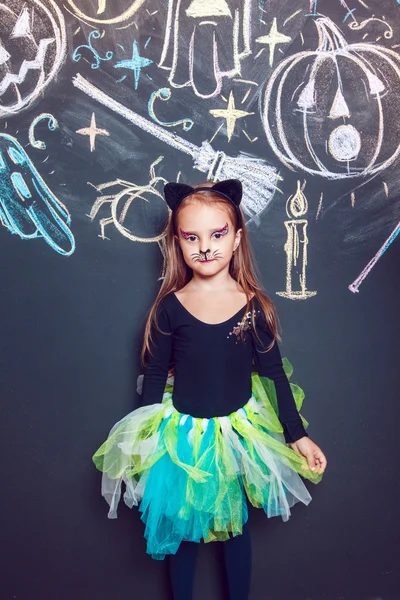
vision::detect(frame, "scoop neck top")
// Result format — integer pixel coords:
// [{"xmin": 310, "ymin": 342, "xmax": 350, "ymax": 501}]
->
[
  {"xmin": 171, "ymin": 291, "xmax": 254, "ymax": 327},
  {"xmin": 139, "ymin": 290, "xmax": 308, "ymax": 443}
]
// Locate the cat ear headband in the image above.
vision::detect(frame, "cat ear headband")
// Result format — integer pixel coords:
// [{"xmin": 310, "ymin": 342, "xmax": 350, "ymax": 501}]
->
[{"xmin": 163, "ymin": 179, "xmax": 243, "ymax": 225}]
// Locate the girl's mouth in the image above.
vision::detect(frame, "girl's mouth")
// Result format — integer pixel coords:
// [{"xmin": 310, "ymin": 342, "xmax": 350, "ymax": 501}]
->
[{"xmin": 200, "ymin": 259, "xmax": 214, "ymax": 263}]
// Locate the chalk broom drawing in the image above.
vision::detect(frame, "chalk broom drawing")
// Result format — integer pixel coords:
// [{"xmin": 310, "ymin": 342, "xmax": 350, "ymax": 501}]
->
[{"xmin": 72, "ymin": 73, "xmax": 282, "ymax": 221}]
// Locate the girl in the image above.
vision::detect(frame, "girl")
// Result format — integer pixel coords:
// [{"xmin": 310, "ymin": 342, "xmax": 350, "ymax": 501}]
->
[{"xmin": 93, "ymin": 178, "xmax": 327, "ymax": 599}]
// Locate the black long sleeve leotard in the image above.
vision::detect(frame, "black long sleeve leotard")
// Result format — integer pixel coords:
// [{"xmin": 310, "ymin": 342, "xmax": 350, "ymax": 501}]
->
[{"xmin": 140, "ymin": 292, "xmax": 309, "ymax": 443}]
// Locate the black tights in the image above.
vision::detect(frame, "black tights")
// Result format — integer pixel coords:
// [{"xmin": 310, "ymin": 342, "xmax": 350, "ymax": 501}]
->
[{"xmin": 168, "ymin": 520, "xmax": 252, "ymax": 600}]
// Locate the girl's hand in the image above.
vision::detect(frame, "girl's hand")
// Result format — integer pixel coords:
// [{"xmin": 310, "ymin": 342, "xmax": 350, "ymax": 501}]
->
[{"xmin": 289, "ymin": 436, "xmax": 327, "ymax": 474}]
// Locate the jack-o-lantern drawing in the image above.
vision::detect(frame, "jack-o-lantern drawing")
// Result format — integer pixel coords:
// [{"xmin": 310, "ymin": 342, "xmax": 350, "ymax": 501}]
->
[
  {"xmin": 262, "ymin": 17, "xmax": 400, "ymax": 179},
  {"xmin": 65, "ymin": 0, "xmax": 147, "ymax": 25},
  {"xmin": 0, "ymin": 0, "xmax": 66, "ymax": 117}
]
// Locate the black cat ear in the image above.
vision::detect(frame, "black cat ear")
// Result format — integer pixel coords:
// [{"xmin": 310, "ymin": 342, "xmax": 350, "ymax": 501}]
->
[
  {"xmin": 163, "ymin": 182, "xmax": 194, "ymax": 210},
  {"xmin": 211, "ymin": 179, "xmax": 242, "ymax": 206}
]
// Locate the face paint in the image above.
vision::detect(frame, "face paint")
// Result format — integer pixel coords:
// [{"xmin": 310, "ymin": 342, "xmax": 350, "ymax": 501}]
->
[
  {"xmin": 214, "ymin": 223, "xmax": 229, "ymax": 237},
  {"xmin": 179, "ymin": 223, "xmax": 229, "ymax": 241}
]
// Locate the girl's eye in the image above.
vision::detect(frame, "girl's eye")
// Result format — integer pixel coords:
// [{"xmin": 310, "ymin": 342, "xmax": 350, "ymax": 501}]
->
[{"xmin": 183, "ymin": 231, "xmax": 226, "ymax": 241}]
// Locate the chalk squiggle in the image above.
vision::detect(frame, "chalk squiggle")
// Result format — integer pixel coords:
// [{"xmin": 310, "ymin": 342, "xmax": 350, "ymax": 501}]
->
[
  {"xmin": 348, "ymin": 17, "xmax": 393, "ymax": 39},
  {"xmin": 72, "ymin": 30, "xmax": 113, "ymax": 69},
  {"xmin": 148, "ymin": 88, "xmax": 193, "ymax": 131},
  {"xmin": 29, "ymin": 114, "xmax": 59, "ymax": 150}
]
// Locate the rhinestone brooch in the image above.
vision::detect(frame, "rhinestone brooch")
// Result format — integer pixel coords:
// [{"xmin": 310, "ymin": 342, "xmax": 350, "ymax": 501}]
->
[{"xmin": 227, "ymin": 309, "xmax": 260, "ymax": 343}]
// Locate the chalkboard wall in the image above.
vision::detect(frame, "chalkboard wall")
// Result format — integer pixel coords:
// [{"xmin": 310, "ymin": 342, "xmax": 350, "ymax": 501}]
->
[{"xmin": 1, "ymin": 1, "xmax": 399, "ymax": 599}]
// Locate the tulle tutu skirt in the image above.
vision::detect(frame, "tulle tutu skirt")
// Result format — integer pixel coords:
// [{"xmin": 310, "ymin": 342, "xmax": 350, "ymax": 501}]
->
[{"xmin": 92, "ymin": 359, "xmax": 323, "ymax": 560}]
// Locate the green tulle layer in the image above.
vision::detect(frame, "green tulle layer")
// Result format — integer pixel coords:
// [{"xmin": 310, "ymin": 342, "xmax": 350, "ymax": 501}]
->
[{"xmin": 93, "ymin": 358, "xmax": 323, "ymax": 560}]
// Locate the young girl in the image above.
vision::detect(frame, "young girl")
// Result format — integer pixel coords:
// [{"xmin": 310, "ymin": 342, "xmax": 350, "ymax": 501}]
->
[{"xmin": 93, "ymin": 178, "xmax": 327, "ymax": 599}]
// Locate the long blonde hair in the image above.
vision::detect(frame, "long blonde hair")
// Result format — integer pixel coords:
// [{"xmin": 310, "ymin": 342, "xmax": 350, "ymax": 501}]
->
[{"xmin": 140, "ymin": 181, "xmax": 282, "ymax": 369}]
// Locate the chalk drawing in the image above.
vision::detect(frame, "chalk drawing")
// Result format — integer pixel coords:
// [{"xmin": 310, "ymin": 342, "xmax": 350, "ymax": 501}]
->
[
  {"xmin": 283, "ymin": 9, "xmax": 302, "ymax": 27},
  {"xmin": 72, "ymin": 29, "xmax": 114, "ymax": 69},
  {"xmin": 76, "ymin": 112, "xmax": 110, "ymax": 152},
  {"xmin": 0, "ymin": 0, "xmax": 67, "ymax": 117},
  {"xmin": 28, "ymin": 114, "xmax": 59, "ymax": 150},
  {"xmin": 10, "ymin": 6, "xmax": 31, "ymax": 38},
  {"xmin": 0, "ymin": 134, "xmax": 75, "ymax": 256},
  {"xmin": 72, "ymin": 73, "xmax": 282, "ymax": 220},
  {"xmin": 148, "ymin": 88, "xmax": 194, "ymax": 131},
  {"xmin": 255, "ymin": 18, "xmax": 291, "ymax": 67},
  {"xmin": 65, "ymin": 0, "xmax": 147, "ymax": 25},
  {"xmin": 242, "ymin": 130, "xmax": 258, "ymax": 143},
  {"xmin": 316, "ymin": 192, "xmax": 323, "ymax": 220},
  {"xmin": 276, "ymin": 181, "xmax": 317, "ymax": 300},
  {"xmin": 97, "ymin": 0, "xmax": 107, "ymax": 15},
  {"xmin": 262, "ymin": 17, "xmax": 400, "ymax": 179},
  {"xmin": 328, "ymin": 124, "xmax": 361, "ymax": 162},
  {"xmin": 349, "ymin": 222, "xmax": 400, "ymax": 293},
  {"xmin": 158, "ymin": 0, "xmax": 252, "ymax": 98},
  {"xmin": 348, "ymin": 18, "xmax": 393, "ymax": 39},
  {"xmin": 114, "ymin": 40, "xmax": 153, "ymax": 89},
  {"xmin": 209, "ymin": 91, "xmax": 254, "ymax": 141},
  {"xmin": 88, "ymin": 157, "xmax": 169, "ymax": 242},
  {"xmin": 308, "ymin": 0, "xmax": 358, "ymax": 24}
]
